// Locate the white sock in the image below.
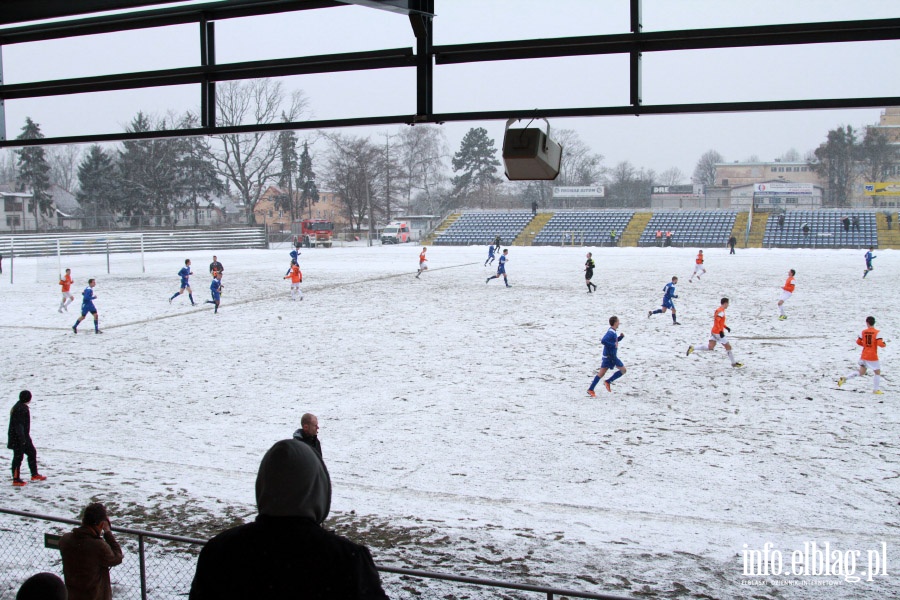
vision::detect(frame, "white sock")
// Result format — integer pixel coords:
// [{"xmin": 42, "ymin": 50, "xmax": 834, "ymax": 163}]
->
[
  {"xmin": 727, "ymin": 350, "xmax": 735, "ymax": 363},
  {"xmin": 873, "ymin": 375, "xmax": 881, "ymax": 391},
  {"xmin": 778, "ymin": 305, "xmax": 784, "ymax": 316},
  {"xmin": 847, "ymin": 372, "xmax": 860, "ymax": 380}
]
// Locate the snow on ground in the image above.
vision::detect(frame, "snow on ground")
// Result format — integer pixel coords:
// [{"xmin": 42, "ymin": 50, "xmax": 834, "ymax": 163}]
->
[{"xmin": 0, "ymin": 243, "xmax": 898, "ymax": 599}]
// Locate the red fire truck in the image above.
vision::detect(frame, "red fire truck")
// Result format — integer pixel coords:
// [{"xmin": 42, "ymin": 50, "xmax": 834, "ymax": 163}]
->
[{"xmin": 293, "ymin": 219, "xmax": 334, "ymax": 248}]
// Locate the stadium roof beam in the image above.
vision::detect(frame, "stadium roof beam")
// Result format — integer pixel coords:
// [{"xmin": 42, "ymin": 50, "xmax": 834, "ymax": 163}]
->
[{"xmin": 1, "ymin": 1, "xmax": 899, "ymax": 148}]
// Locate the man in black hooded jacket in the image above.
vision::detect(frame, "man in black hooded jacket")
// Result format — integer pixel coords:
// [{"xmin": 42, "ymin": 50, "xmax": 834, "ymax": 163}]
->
[
  {"xmin": 7, "ymin": 390, "xmax": 46, "ymax": 486},
  {"xmin": 189, "ymin": 439, "xmax": 387, "ymax": 600}
]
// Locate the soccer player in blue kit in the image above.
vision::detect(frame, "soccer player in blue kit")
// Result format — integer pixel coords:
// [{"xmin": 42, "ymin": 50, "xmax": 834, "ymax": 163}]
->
[
  {"xmin": 648, "ymin": 276, "xmax": 681, "ymax": 324},
  {"xmin": 72, "ymin": 278, "xmax": 101, "ymax": 334},
  {"xmin": 484, "ymin": 244, "xmax": 496, "ymax": 267},
  {"xmin": 863, "ymin": 247, "xmax": 876, "ymax": 278},
  {"xmin": 206, "ymin": 273, "xmax": 223, "ymax": 313},
  {"xmin": 486, "ymin": 249, "xmax": 510, "ymax": 287},
  {"xmin": 169, "ymin": 259, "xmax": 196, "ymax": 305},
  {"xmin": 587, "ymin": 316, "xmax": 626, "ymax": 396}
]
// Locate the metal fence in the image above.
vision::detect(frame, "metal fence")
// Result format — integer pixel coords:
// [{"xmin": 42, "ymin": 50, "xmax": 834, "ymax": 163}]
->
[{"xmin": 0, "ymin": 508, "xmax": 633, "ymax": 600}]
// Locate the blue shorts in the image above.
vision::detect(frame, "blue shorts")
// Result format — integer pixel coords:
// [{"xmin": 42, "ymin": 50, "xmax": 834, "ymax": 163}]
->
[
  {"xmin": 180, "ymin": 280, "xmax": 191, "ymax": 290},
  {"xmin": 497, "ymin": 267, "xmax": 506, "ymax": 275},
  {"xmin": 601, "ymin": 356, "xmax": 624, "ymax": 370},
  {"xmin": 662, "ymin": 297, "xmax": 675, "ymax": 310},
  {"xmin": 81, "ymin": 304, "xmax": 96, "ymax": 316},
  {"xmin": 211, "ymin": 292, "xmax": 220, "ymax": 302}
]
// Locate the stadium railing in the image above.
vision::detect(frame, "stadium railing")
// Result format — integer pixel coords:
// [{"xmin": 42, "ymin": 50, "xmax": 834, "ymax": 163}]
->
[{"xmin": 0, "ymin": 507, "xmax": 633, "ymax": 600}]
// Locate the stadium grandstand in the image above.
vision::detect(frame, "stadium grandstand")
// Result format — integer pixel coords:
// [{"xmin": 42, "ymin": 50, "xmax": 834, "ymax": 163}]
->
[
  {"xmin": 532, "ymin": 211, "xmax": 634, "ymax": 246},
  {"xmin": 638, "ymin": 211, "xmax": 737, "ymax": 247},
  {"xmin": 762, "ymin": 210, "xmax": 877, "ymax": 248},
  {"xmin": 432, "ymin": 212, "xmax": 532, "ymax": 246}
]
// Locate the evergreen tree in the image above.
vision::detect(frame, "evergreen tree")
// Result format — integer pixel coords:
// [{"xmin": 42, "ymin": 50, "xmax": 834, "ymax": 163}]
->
[
  {"xmin": 117, "ymin": 112, "xmax": 182, "ymax": 226},
  {"xmin": 297, "ymin": 141, "xmax": 319, "ymax": 219},
  {"xmin": 276, "ymin": 127, "xmax": 298, "ymax": 222},
  {"xmin": 16, "ymin": 117, "xmax": 53, "ymax": 230},
  {"xmin": 812, "ymin": 125, "xmax": 857, "ymax": 207},
  {"xmin": 450, "ymin": 127, "xmax": 501, "ymax": 208},
  {"xmin": 177, "ymin": 113, "xmax": 224, "ymax": 225},
  {"xmin": 76, "ymin": 145, "xmax": 118, "ymax": 228}
]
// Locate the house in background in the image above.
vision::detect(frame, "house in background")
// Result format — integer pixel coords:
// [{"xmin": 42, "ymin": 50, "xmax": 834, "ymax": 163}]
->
[{"xmin": 254, "ymin": 186, "xmax": 347, "ymax": 231}]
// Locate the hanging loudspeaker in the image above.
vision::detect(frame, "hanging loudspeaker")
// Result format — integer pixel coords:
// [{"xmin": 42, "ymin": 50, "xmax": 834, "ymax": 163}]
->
[{"xmin": 502, "ymin": 118, "xmax": 562, "ymax": 181}]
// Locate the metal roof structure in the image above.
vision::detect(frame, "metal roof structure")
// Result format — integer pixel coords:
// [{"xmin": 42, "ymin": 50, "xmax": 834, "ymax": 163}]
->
[{"xmin": 1, "ymin": 0, "xmax": 899, "ymax": 147}]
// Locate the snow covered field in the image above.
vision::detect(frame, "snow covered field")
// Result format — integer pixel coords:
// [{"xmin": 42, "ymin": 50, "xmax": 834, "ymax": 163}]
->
[{"xmin": 1, "ymin": 243, "xmax": 898, "ymax": 599}]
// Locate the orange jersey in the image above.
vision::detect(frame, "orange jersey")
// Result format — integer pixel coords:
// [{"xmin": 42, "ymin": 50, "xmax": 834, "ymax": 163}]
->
[
  {"xmin": 782, "ymin": 276, "xmax": 795, "ymax": 293},
  {"xmin": 695, "ymin": 253, "xmax": 704, "ymax": 265},
  {"xmin": 59, "ymin": 274, "xmax": 72, "ymax": 292},
  {"xmin": 857, "ymin": 326, "xmax": 885, "ymax": 361},
  {"xmin": 711, "ymin": 304, "xmax": 727, "ymax": 334},
  {"xmin": 284, "ymin": 266, "xmax": 302, "ymax": 284},
  {"xmin": 419, "ymin": 250, "xmax": 427, "ymax": 265}
]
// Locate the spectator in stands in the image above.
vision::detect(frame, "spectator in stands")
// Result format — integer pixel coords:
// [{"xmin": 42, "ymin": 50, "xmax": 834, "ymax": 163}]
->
[
  {"xmin": 777, "ymin": 214, "xmax": 785, "ymax": 229},
  {"xmin": 801, "ymin": 222, "xmax": 810, "ymax": 236},
  {"xmin": 189, "ymin": 439, "xmax": 388, "ymax": 600},
  {"xmin": 842, "ymin": 216, "xmax": 850, "ymax": 232},
  {"xmin": 531, "ymin": 200, "xmax": 538, "ymax": 216},
  {"xmin": 610, "ymin": 229, "xmax": 617, "ymax": 245},
  {"xmin": 655, "ymin": 230, "xmax": 663, "ymax": 246},
  {"xmin": 887, "ymin": 212, "xmax": 893, "ymax": 230},
  {"xmin": 16, "ymin": 572, "xmax": 67, "ymax": 600},
  {"xmin": 7, "ymin": 390, "xmax": 46, "ymax": 486},
  {"xmin": 665, "ymin": 231, "xmax": 673, "ymax": 247},
  {"xmin": 728, "ymin": 235, "xmax": 737, "ymax": 254},
  {"xmin": 59, "ymin": 502, "xmax": 124, "ymax": 600},
  {"xmin": 852, "ymin": 215, "xmax": 860, "ymax": 230},
  {"xmin": 293, "ymin": 413, "xmax": 322, "ymax": 458}
]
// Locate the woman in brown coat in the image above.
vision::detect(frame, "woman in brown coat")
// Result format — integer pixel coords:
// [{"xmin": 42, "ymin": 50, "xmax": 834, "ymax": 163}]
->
[{"xmin": 58, "ymin": 503, "xmax": 124, "ymax": 600}]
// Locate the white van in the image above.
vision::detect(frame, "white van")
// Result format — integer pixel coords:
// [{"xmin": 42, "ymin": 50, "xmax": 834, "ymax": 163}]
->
[{"xmin": 381, "ymin": 222, "xmax": 411, "ymax": 244}]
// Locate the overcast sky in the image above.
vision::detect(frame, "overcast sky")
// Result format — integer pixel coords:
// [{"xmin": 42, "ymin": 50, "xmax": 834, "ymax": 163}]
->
[{"xmin": 2, "ymin": 0, "xmax": 899, "ymax": 180}]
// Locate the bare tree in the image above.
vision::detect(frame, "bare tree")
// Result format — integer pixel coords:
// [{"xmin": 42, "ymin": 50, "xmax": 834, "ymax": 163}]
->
[
  {"xmin": 211, "ymin": 80, "xmax": 308, "ymax": 223},
  {"xmin": 395, "ymin": 125, "xmax": 449, "ymax": 215},
  {"xmin": 0, "ymin": 149, "xmax": 18, "ymax": 184},
  {"xmin": 657, "ymin": 167, "xmax": 685, "ymax": 186},
  {"xmin": 693, "ymin": 149, "xmax": 724, "ymax": 186},
  {"xmin": 554, "ymin": 129, "xmax": 605, "ymax": 186},
  {"xmin": 324, "ymin": 133, "xmax": 383, "ymax": 233},
  {"xmin": 859, "ymin": 128, "xmax": 898, "ymax": 184},
  {"xmin": 779, "ymin": 148, "xmax": 802, "ymax": 162},
  {"xmin": 47, "ymin": 145, "xmax": 83, "ymax": 193},
  {"xmin": 812, "ymin": 125, "xmax": 857, "ymax": 207}
]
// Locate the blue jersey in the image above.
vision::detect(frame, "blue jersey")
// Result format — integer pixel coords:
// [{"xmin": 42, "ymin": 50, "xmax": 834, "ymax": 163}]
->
[
  {"xmin": 210, "ymin": 278, "xmax": 222, "ymax": 301},
  {"xmin": 487, "ymin": 245, "xmax": 495, "ymax": 257},
  {"xmin": 662, "ymin": 282, "xmax": 678, "ymax": 309},
  {"xmin": 178, "ymin": 266, "xmax": 192, "ymax": 287},
  {"xmin": 601, "ymin": 327, "xmax": 619, "ymax": 362},
  {"xmin": 497, "ymin": 254, "xmax": 507, "ymax": 274},
  {"xmin": 290, "ymin": 249, "xmax": 299, "ymax": 262},
  {"xmin": 81, "ymin": 287, "xmax": 96, "ymax": 305},
  {"xmin": 865, "ymin": 251, "xmax": 876, "ymax": 266}
]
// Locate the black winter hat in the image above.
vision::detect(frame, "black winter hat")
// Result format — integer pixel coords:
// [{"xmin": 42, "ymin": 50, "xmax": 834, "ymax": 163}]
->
[{"xmin": 19, "ymin": 390, "xmax": 31, "ymax": 403}]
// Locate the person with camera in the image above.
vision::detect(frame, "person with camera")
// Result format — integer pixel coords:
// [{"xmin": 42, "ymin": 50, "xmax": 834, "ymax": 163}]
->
[{"xmin": 58, "ymin": 502, "xmax": 124, "ymax": 600}]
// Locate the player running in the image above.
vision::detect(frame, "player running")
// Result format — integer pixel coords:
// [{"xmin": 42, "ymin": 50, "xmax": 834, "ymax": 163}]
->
[
  {"xmin": 209, "ymin": 255, "xmax": 224, "ymax": 279},
  {"xmin": 777, "ymin": 269, "xmax": 795, "ymax": 320},
  {"xmin": 283, "ymin": 263, "xmax": 303, "ymax": 301},
  {"xmin": 486, "ymin": 249, "xmax": 510, "ymax": 287},
  {"xmin": 58, "ymin": 268, "xmax": 74, "ymax": 313},
  {"xmin": 416, "ymin": 247, "xmax": 428, "ymax": 279},
  {"xmin": 587, "ymin": 316, "xmax": 627, "ymax": 396},
  {"xmin": 484, "ymin": 244, "xmax": 496, "ymax": 267},
  {"xmin": 838, "ymin": 316, "xmax": 886, "ymax": 394},
  {"xmin": 205, "ymin": 273, "xmax": 223, "ymax": 313},
  {"xmin": 863, "ymin": 248, "xmax": 876, "ymax": 278},
  {"xmin": 688, "ymin": 250, "xmax": 706, "ymax": 282},
  {"xmin": 648, "ymin": 276, "xmax": 680, "ymax": 324},
  {"xmin": 169, "ymin": 259, "xmax": 196, "ymax": 305},
  {"xmin": 686, "ymin": 297, "xmax": 743, "ymax": 368},
  {"xmin": 72, "ymin": 279, "xmax": 101, "ymax": 334},
  {"xmin": 584, "ymin": 252, "xmax": 597, "ymax": 293}
]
